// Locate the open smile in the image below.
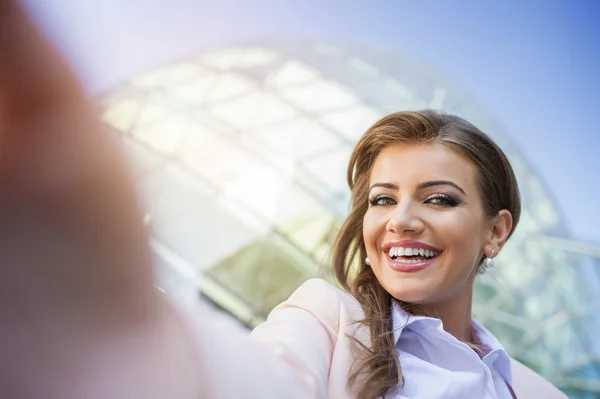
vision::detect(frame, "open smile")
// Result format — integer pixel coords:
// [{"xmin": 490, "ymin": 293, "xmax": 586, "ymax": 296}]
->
[{"xmin": 383, "ymin": 240, "xmax": 443, "ymax": 273}]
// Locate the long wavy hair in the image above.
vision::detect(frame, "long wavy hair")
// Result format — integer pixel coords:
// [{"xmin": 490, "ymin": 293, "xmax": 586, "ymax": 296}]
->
[{"xmin": 331, "ymin": 110, "xmax": 521, "ymax": 398}]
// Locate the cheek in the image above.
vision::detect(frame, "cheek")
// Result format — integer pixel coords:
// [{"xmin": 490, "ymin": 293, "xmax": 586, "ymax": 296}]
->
[
  {"xmin": 362, "ymin": 213, "xmax": 372, "ymax": 244},
  {"xmin": 434, "ymin": 209, "xmax": 482, "ymax": 237},
  {"xmin": 362, "ymin": 211, "xmax": 382, "ymax": 249},
  {"xmin": 438, "ymin": 212, "xmax": 486, "ymax": 263}
]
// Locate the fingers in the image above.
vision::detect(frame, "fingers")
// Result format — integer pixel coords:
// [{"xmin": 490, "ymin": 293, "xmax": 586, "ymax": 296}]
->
[
  {"xmin": 0, "ymin": 0, "xmax": 156, "ymax": 326},
  {"xmin": 0, "ymin": 4, "xmax": 204, "ymax": 398},
  {"xmin": 0, "ymin": 0, "xmax": 85, "ymax": 124}
]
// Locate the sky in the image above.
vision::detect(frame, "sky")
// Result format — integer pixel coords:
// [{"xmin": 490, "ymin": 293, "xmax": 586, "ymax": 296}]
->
[{"xmin": 24, "ymin": 0, "xmax": 600, "ymax": 244}]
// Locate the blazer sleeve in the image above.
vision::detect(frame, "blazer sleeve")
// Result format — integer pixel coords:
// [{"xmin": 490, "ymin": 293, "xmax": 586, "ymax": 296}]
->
[
  {"xmin": 185, "ymin": 278, "xmax": 342, "ymax": 399},
  {"xmin": 249, "ymin": 278, "xmax": 342, "ymax": 398},
  {"xmin": 510, "ymin": 358, "xmax": 568, "ymax": 399}
]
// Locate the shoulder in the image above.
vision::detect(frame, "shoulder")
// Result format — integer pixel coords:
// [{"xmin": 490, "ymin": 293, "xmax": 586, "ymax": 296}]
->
[
  {"xmin": 510, "ymin": 358, "xmax": 568, "ymax": 399},
  {"xmin": 285, "ymin": 278, "xmax": 363, "ymax": 317},
  {"xmin": 287, "ymin": 278, "xmax": 357, "ymax": 308},
  {"xmin": 262, "ymin": 278, "xmax": 364, "ymax": 335},
  {"xmin": 247, "ymin": 279, "xmax": 365, "ymax": 398}
]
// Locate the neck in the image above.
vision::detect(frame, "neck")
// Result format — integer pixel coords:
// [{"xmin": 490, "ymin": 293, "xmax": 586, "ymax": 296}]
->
[{"xmin": 418, "ymin": 286, "xmax": 474, "ymax": 343}]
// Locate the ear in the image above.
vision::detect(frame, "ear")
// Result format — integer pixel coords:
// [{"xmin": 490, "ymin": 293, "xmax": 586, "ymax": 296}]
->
[{"xmin": 485, "ymin": 209, "xmax": 513, "ymax": 256}]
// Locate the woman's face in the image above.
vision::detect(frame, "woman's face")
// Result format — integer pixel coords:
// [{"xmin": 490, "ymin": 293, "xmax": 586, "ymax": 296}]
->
[{"xmin": 363, "ymin": 143, "xmax": 503, "ymax": 306}]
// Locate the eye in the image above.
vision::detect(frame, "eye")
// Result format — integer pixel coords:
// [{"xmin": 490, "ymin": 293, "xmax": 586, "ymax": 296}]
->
[
  {"xmin": 425, "ymin": 193, "xmax": 461, "ymax": 207},
  {"xmin": 369, "ymin": 195, "xmax": 396, "ymax": 207}
]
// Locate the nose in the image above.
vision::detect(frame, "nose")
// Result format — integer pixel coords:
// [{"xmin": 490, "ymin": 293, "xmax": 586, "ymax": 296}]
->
[{"xmin": 385, "ymin": 202, "xmax": 425, "ymax": 235}]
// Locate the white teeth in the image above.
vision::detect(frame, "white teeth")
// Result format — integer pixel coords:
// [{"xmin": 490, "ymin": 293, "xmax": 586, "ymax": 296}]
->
[
  {"xmin": 396, "ymin": 258, "xmax": 423, "ymax": 264},
  {"xmin": 389, "ymin": 246, "xmax": 438, "ymax": 259}
]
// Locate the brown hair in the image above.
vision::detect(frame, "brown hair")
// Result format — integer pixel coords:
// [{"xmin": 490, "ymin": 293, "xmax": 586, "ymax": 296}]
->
[{"xmin": 331, "ymin": 110, "xmax": 521, "ymax": 398}]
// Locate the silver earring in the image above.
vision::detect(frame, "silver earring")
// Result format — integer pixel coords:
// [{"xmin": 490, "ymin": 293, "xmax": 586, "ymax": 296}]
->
[
  {"xmin": 365, "ymin": 257, "xmax": 371, "ymax": 266},
  {"xmin": 483, "ymin": 249, "xmax": 496, "ymax": 269}
]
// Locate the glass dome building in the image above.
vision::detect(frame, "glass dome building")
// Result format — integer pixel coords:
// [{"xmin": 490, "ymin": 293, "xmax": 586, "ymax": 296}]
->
[{"xmin": 100, "ymin": 40, "xmax": 600, "ymax": 397}]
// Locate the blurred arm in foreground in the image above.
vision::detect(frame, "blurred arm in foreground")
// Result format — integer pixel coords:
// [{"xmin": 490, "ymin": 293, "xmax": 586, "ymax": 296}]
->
[
  {"xmin": 0, "ymin": 1, "xmax": 207, "ymax": 398},
  {"xmin": 0, "ymin": 2, "xmax": 307, "ymax": 398}
]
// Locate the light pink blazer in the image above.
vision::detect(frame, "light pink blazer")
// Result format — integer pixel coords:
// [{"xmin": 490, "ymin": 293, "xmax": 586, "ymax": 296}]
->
[{"xmin": 194, "ymin": 278, "xmax": 567, "ymax": 399}]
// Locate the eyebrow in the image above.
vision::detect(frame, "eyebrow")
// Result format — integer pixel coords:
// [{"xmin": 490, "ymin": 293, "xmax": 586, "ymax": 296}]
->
[
  {"xmin": 369, "ymin": 182, "xmax": 399, "ymax": 191},
  {"xmin": 418, "ymin": 180, "xmax": 466, "ymax": 195},
  {"xmin": 369, "ymin": 180, "xmax": 467, "ymax": 195}
]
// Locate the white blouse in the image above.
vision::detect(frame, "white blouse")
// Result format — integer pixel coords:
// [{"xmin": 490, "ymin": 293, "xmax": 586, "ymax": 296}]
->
[{"xmin": 390, "ymin": 300, "xmax": 515, "ymax": 398}]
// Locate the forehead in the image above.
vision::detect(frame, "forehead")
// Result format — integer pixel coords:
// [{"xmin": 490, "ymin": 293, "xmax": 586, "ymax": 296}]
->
[{"xmin": 370, "ymin": 143, "xmax": 477, "ymax": 187}]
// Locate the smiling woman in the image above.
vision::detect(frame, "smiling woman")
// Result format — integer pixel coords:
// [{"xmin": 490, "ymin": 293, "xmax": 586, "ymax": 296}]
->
[
  {"xmin": 327, "ymin": 111, "xmax": 521, "ymax": 397},
  {"xmin": 246, "ymin": 110, "xmax": 566, "ymax": 399}
]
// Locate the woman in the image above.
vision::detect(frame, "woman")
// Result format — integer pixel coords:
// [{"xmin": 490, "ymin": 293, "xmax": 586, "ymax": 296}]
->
[
  {"xmin": 246, "ymin": 111, "xmax": 566, "ymax": 398},
  {"xmin": 0, "ymin": 2, "xmax": 566, "ymax": 399}
]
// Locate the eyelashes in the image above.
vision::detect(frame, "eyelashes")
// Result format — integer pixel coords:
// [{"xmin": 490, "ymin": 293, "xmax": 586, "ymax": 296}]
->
[
  {"xmin": 369, "ymin": 195, "xmax": 395, "ymax": 207},
  {"xmin": 368, "ymin": 193, "xmax": 461, "ymax": 208},
  {"xmin": 369, "ymin": 195, "xmax": 396, "ymax": 206},
  {"xmin": 425, "ymin": 193, "xmax": 461, "ymax": 207}
]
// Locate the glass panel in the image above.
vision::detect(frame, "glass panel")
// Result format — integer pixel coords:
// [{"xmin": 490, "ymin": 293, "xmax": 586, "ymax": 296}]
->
[
  {"xmin": 267, "ymin": 183, "xmax": 330, "ymax": 226},
  {"xmin": 201, "ymin": 233, "xmax": 319, "ymax": 327},
  {"xmin": 206, "ymin": 73, "xmax": 255, "ymax": 102},
  {"xmin": 243, "ymin": 117, "xmax": 340, "ymax": 162},
  {"xmin": 319, "ymin": 105, "xmax": 383, "ymax": 140},
  {"xmin": 178, "ymin": 127, "xmax": 239, "ymax": 176},
  {"xmin": 301, "ymin": 147, "xmax": 352, "ymax": 192},
  {"xmin": 180, "ymin": 134, "xmax": 267, "ymax": 188},
  {"xmin": 278, "ymin": 214, "xmax": 336, "ymax": 255},
  {"xmin": 131, "ymin": 115, "xmax": 189, "ymax": 154},
  {"xmin": 136, "ymin": 103, "xmax": 171, "ymax": 126},
  {"xmin": 167, "ymin": 74, "xmax": 218, "ymax": 104},
  {"xmin": 140, "ymin": 164, "xmax": 268, "ymax": 272},
  {"xmin": 278, "ymin": 80, "xmax": 359, "ymax": 113},
  {"xmin": 266, "ymin": 60, "xmax": 321, "ymax": 87},
  {"xmin": 131, "ymin": 62, "xmax": 202, "ymax": 88},
  {"xmin": 248, "ymin": 93, "xmax": 299, "ymax": 126},
  {"xmin": 102, "ymin": 98, "xmax": 141, "ymax": 131},
  {"xmin": 209, "ymin": 92, "xmax": 298, "ymax": 130}
]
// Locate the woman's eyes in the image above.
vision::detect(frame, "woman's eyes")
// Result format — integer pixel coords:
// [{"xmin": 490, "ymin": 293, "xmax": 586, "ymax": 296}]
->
[
  {"xmin": 424, "ymin": 193, "xmax": 461, "ymax": 207},
  {"xmin": 368, "ymin": 193, "xmax": 461, "ymax": 208},
  {"xmin": 369, "ymin": 195, "xmax": 396, "ymax": 207}
]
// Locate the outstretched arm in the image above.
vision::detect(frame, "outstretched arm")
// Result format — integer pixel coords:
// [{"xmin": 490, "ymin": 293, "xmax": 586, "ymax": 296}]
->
[
  {"xmin": 0, "ymin": 3, "xmax": 334, "ymax": 399},
  {"xmin": 0, "ymin": 0, "xmax": 154, "ymax": 326},
  {"xmin": 0, "ymin": 2, "xmax": 206, "ymax": 398}
]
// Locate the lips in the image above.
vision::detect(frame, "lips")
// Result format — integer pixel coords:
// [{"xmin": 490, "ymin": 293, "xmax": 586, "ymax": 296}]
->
[{"xmin": 382, "ymin": 240, "xmax": 443, "ymax": 273}]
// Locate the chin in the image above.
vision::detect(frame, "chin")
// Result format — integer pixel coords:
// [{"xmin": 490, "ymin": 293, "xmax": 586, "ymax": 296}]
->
[
  {"xmin": 386, "ymin": 286, "xmax": 437, "ymax": 306},
  {"xmin": 379, "ymin": 273, "xmax": 433, "ymax": 303}
]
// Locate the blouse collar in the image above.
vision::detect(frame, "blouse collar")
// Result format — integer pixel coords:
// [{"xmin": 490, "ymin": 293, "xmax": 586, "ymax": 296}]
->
[{"xmin": 391, "ymin": 300, "xmax": 513, "ymax": 384}]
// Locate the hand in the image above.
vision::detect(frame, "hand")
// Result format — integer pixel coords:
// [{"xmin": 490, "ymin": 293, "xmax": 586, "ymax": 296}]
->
[
  {"xmin": 0, "ymin": 2, "xmax": 204, "ymax": 398},
  {"xmin": 0, "ymin": 0, "xmax": 155, "ymax": 322}
]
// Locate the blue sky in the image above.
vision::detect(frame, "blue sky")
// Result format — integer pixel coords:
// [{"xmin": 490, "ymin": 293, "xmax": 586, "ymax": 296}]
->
[{"xmin": 26, "ymin": 0, "xmax": 600, "ymax": 244}]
